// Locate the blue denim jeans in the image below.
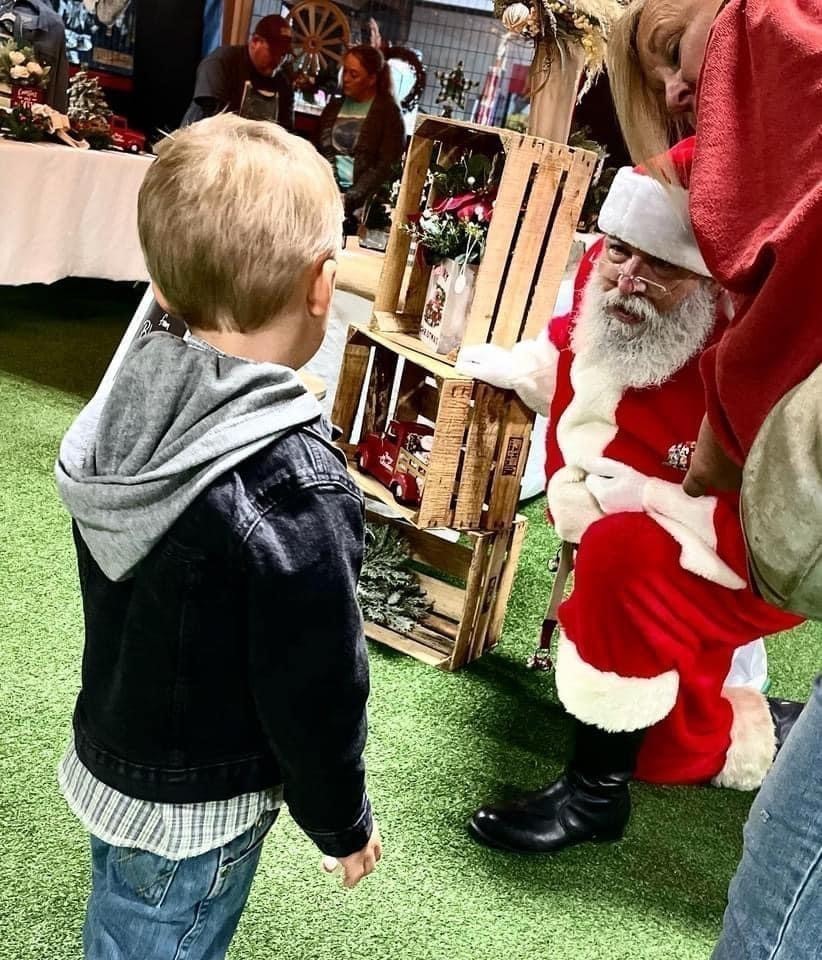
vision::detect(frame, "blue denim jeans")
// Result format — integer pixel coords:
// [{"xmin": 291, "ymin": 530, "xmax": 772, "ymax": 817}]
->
[
  {"xmin": 713, "ymin": 676, "xmax": 822, "ymax": 960},
  {"xmin": 83, "ymin": 809, "xmax": 279, "ymax": 960}
]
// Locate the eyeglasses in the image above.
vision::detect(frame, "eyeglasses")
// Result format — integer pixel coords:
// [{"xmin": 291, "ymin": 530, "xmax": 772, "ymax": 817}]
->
[{"xmin": 599, "ymin": 237, "xmax": 693, "ymax": 298}]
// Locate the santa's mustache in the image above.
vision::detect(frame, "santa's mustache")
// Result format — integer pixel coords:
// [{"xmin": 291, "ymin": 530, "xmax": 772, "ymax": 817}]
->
[{"xmin": 600, "ymin": 290, "xmax": 662, "ymax": 328}]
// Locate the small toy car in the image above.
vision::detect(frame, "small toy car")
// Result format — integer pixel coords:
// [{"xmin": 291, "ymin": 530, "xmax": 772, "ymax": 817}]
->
[
  {"xmin": 355, "ymin": 419, "xmax": 435, "ymax": 506},
  {"xmin": 109, "ymin": 115, "xmax": 146, "ymax": 154}
]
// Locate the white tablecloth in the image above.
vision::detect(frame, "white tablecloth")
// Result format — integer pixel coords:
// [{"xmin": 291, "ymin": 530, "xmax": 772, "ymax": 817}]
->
[{"xmin": 0, "ymin": 139, "xmax": 153, "ymax": 286}]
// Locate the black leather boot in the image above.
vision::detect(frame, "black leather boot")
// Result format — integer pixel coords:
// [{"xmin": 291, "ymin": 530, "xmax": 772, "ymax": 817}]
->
[
  {"xmin": 769, "ymin": 697, "xmax": 805, "ymax": 751},
  {"xmin": 468, "ymin": 720, "xmax": 645, "ymax": 854}
]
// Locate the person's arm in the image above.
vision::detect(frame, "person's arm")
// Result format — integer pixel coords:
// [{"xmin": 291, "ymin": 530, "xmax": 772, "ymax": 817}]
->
[
  {"xmin": 346, "ymin": 99, "xmax": 406, "ymax": 214},
  {"xmin": 182, "ymin": 54, "xmax": 232, "ymax": 126},
  {"xmin": 244, "ymin": 480, "xmax": 372, "ymax": 859},
  {"xmin": 456, "ymin": 327, "xmax": 560, "ymax": 417},
  {"xmin": 689, "ymin": 0, "xmax": 822, "ymax": 475}
]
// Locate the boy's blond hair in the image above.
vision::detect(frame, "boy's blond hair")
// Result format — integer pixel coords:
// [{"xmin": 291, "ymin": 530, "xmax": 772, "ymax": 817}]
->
[{"xmin": 138, "ymin": 114, "xmax": 343, "ymax": 332}]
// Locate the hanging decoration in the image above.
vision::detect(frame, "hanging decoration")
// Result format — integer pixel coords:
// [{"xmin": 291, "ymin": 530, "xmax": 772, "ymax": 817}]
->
[
  {"xmin": 434, "ymin": 60, "xmax": 479, "ymax": 119},
  {"xmin": 493, "ymin": 0, "xmax": 623, "ymax": 141}
]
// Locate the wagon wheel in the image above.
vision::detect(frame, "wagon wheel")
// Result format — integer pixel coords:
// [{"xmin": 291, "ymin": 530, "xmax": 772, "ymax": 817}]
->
[{"xmin": 288, "ymin": 0, "xmax": 351, "ymax": 82}]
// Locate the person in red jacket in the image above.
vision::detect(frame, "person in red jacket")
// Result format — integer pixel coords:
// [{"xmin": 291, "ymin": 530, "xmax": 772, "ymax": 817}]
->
[{"xmin": 456, "ymin": 146, "xmax": 804, "ymax": 855}]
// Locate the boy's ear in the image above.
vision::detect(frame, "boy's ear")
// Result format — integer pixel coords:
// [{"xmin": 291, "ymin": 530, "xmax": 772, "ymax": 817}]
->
[{"xmin": 306, "ymin": 256, "xmax": 337, "ymax": 318}]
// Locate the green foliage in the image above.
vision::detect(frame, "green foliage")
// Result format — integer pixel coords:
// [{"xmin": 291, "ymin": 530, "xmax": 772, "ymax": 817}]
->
[
  {"xmin": 431, "ymin": 153, "xmax": 494, "ymax": 197},
  {"xmin": 0, "ymin": 104, "xmax": 49, "ymax": 141},
  {"xmin": 358, "ymin": 523, "xmax": 431, "ymax": 632}
]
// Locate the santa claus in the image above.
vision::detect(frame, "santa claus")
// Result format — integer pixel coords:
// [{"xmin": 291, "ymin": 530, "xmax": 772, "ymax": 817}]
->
[{"xmin": 456, "ymin": 141, "xmax": 806, "ymax": 854}]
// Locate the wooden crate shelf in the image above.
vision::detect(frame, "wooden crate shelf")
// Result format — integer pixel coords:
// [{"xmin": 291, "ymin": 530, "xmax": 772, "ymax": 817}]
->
[
  {"xmin": 371, "ymin": 115, "xmax": 596, "ymax": 364},
  {"xmin": 332, "ymin": 322, "xmax": 534, "ymax": 532},
  {"xmin": 364, "ymin": 508, "xmax": 527, "ymax": 670}
]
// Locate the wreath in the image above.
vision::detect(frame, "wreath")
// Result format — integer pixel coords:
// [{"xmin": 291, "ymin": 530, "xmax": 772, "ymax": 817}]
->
[{"xmin": 384, "ymin": 45, "xmax": 426, "ymax": 113}]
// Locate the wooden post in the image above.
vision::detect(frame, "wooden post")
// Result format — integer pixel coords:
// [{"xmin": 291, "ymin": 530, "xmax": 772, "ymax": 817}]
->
[
  {"xmin": 526, "ymin": 39, "xmax": 584, "ymax": 144},
  {"xmin": 224, "ymin": 0, "xmax": 254, "ymax": 44}
]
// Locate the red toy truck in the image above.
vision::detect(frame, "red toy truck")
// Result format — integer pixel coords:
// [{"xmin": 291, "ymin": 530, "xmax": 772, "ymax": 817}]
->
[
  {"xmin": 109, "ymin": 115, "xmax": 146, "ymax": 153},
  {"xmin": 355, "ymin": 420, "xmax": 435, "ymax": 506}
]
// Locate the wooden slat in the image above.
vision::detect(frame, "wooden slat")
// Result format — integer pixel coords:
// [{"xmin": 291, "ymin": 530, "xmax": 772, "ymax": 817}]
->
[
  {"xmin": 449, "ymin": 534, "xmax": 492, "ymax": 669},
  {"xmin": 330, "ymin": 342, "xmax": 369, "ymax": 441},
  {"xmin": 416, "ymin": 572, "xmax": 466, "ymax": 622},
  {"xmin": 483, "ymin": 395, "xmax": 534, "ymax": 529},
  {"xmin": 337, "ymin": 245, "xmax": 387, "ymax": 300},
  {"xmin": 403, "ymin": 257, "xmax": 433, "ymax": 319},
  {"xmin": 348, "ymin": 463, "xmax": 417, "ymax": 524},
  {"xmin": 375, "ymin": 135, "xmax": 434, "ymax": 313},
  {"xmin": 416, "ymin": 380, "xmax": 473, "ymax": 528},
  {"xmin": 522, "ymin": 152, "xmax": 596, "ymax": 341},
  {"xmin": 357, "ymin": 320, "xmax": 465, "ymax": 381},
  {"xmin": 467, "ymin": 526, "xmax": 512, "ymax": 663},
  {"xmin": 365, "ymin": 510, "xmax": 473, "ymax": 580},
  {"xmin": 491, "ymin": 151, "xmax": 566, "ymax": 347},
  {"xmin": 369, "ymin": 311, "xmax": 420, "ymax": 335},
  {"xmin": 452, "ymin": 383, "xmax": 507, "ymax": 528},
  {"xmin": 461, "ymin": 145, "xmax": 539, "ymax": 349},
  {"xmin": 394, "ymin": 363, "xmax": 441, "ymax": 428},
  {"xmin": 486, "ymin": 517, "xmax": 528, "ymax": 649},
  {"xmin": 421, "ymin": 611, "xmax": 459, "ymax": 643},
  {"xmin": 361, "ymin": 344, "xmax": 395, "ymax": 439},
  {"xmin": 364, "ymin": 622, "xmax": 448, "ymax": 667}
]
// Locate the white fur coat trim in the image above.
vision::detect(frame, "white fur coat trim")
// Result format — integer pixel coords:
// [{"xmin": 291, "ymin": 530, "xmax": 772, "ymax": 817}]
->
[
  {"xmin": 555, "ymin": 353, "xmax": 622, "ymax": 469},
  {"xmin": 556, "ymin": 632, "xmax": 680, "ymax": 732},
  {"xmin": 644, "ymin": 479, "xmax": 747, "ymax": 590},
  {"xmin": 509, "ymin": 330, "xmax": 558, "ymax": 417},
  {"xmin": 712, "ymin": 686, "xmax": 776, "ymax": 791}
]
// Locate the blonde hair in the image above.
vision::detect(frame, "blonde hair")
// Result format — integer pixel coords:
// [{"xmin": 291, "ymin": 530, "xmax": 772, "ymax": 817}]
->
[
  {"xmin": 138, "ymin": 114, "xmax": 343, "ymax": 332},
  {"xmin": 607, "ymin": 0, "xmax": 689, "ymax": 171}
]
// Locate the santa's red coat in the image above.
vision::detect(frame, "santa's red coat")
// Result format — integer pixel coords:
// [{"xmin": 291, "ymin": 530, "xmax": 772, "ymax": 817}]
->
[{"xmin": 540, "ymin": 242, "xmax": 800, "ymax": 788}]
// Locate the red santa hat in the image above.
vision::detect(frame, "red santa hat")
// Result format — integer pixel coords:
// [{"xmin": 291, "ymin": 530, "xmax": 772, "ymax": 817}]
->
[{"xmin": 598, "ymin": 137, "xmax": 710, "ymax": 278}]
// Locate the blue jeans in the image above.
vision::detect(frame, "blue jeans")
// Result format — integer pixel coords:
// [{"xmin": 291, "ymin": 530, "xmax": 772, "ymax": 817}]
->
[
  {"xmin": 83, "ymin": 809, "xmax": 279, "ymax": 960},
  {"xmin": 713, "ymin": 676, "xmax": 822, "ymax": 960}
]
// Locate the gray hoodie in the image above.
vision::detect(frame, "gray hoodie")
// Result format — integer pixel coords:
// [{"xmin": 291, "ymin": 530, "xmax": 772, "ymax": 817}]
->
[{"xmin": 55, "ymin": 331, "xmax": 322, "ymax": 582}]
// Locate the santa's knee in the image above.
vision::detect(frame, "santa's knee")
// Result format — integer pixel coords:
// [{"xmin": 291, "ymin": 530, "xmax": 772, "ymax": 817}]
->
[{"xmin": 575, "ymin": 512, "xmax": 677, "ymax": 592}]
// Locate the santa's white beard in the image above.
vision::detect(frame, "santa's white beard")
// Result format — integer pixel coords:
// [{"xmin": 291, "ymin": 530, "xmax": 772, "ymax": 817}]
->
[{"xmin": 571, "ymin": 279, "xmax": 718, "ymax": 389}]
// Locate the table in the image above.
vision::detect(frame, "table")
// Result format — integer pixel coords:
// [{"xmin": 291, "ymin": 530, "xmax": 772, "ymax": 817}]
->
[{"xmin": 0, "ymin": 138, "xmax": 153, "ymax": 286}]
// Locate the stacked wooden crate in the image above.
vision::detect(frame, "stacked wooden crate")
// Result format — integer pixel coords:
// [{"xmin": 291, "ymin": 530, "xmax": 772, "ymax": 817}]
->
[{"xmin": 332, "ymin": 115, "xmax": 595, "ymax": 670}]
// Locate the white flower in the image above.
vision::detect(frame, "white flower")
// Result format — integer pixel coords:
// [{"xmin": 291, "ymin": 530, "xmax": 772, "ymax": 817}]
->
[
  {"xmin": 10, "ymin": 65, "xmax": 30, "ymax": 80},
  {"xmin": 25, "ymin": 61, "xmax": 43, "ymax": 76},
  {"xmin": 9, "ymin": 50, "xmax": 26, "ymax": 65}
]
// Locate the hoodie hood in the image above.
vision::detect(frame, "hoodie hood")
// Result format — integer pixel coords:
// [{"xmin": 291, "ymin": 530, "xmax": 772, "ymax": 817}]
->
[{"xmin": 55, "ymin": 331, "xmax": 322, "ymax": 582}]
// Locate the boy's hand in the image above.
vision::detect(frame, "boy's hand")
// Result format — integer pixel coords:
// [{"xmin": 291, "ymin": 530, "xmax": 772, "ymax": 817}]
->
[{"xmin": 321, "ymin": 823, "xmax": 382, "ymax": 889}]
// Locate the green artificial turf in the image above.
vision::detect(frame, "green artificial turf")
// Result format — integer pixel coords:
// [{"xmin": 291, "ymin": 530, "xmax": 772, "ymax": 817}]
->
[{"xmin": 1, "ymin": 280, "xmax": 819, "ymax": 960}]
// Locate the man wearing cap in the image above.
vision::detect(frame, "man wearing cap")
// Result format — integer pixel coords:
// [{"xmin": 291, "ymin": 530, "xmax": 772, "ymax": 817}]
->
[
  {"xmin": 181, "ymin": 14, "xmax": 294, "ymax": 130},
  {"xmin": 456, "ymin": 138, "xmax": 805, "ymax": 855}
]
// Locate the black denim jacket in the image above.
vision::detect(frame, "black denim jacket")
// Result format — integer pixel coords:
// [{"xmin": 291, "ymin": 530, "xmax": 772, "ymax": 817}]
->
[{"xmin": 71, "ymin": 422, "xmax": 372, "ymax": 858}]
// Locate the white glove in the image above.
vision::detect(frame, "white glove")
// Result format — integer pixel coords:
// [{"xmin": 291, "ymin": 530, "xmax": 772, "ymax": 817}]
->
[
  {"xmin": 455, "ymin": 343, "xmax": 518, "ymax": 390},
  {"xmin": 582, "ymin": 457, "xmax": 648, "ymax": 515},
  {"xmin": 547, "ymin": 465, "xmax": 605, "ymax": 543},
  {"xmin": 456, "ymin": 332, "xmax": 557, "ymax": 416}
]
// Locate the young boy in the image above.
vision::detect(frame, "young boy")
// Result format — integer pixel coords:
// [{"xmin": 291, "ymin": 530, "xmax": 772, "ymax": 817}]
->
[{"xmin": 55, "ymin": 114, "xmax": 380, "ymax": 960}]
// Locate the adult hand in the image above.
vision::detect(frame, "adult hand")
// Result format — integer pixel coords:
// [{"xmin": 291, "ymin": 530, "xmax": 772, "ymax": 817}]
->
[
  {"xmin": 582, "ymin": 457, "xmax": 647, "ymax": 514},
  {"xmin": 321, "ymin": 823, "xmax": 382, "ymax": 889},
  {"xmin": 683, "ymin": 416, "xmax": 742, "ymax": 497},
  {"xmin": 455, "ymin": 343, "xmax": 516, "ymax": 389}
]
